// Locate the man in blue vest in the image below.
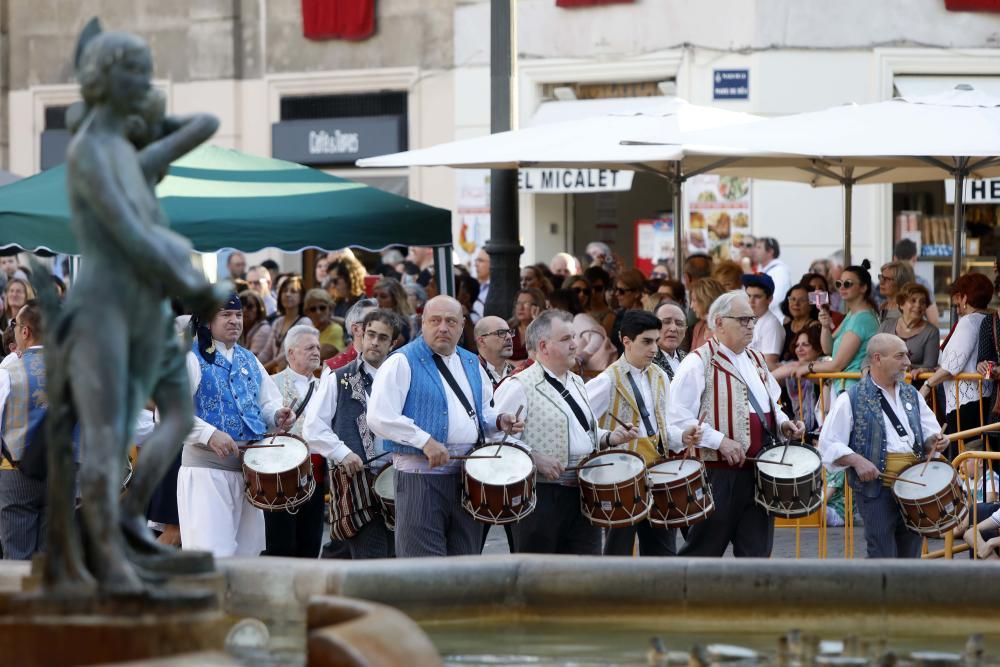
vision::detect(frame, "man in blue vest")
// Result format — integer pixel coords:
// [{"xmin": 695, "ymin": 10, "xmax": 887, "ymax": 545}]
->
[
  {"xmin": 818, "ymin": 333, "xmax": 948, "ymax": 558},
  {"xmin": 367, "ymin": 295, "xmax": 524, "ymax": 557},
  {"xmin": 176, "ymin": 294, "xmax": 294, "ymax": 557},
  {"xmin": 0, "ymin": 302, "xmax": 49, "ymax": 559}
]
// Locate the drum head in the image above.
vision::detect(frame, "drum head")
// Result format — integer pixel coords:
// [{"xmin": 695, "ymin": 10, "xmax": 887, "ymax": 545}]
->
[
  {"xmin": 756, "ymin": 445, "xmax": 820, "ymax": 479},
  {"xmin": 894, "ymin": 461, "xmax": 954, "ymax": 500},
  {"xmin": 466, "ymin": 446, "xmax": 533, "ymax": 484},
  {"xmin": 579, "ymin": 452, "xmax": 645, "ymax": 484},
  {"xmin": 649, "ymin": 459, "xmax": 701, "ymax": 477},
  {"xmin": 244, "ymin": 437, "xmax": 309, "ymax": 473},
  {"xmin": 374, "ymin": 465, "xmax": 396, "ymax": 500}
]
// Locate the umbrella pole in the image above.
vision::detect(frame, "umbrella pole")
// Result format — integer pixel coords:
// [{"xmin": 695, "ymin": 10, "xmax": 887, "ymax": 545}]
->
[
  {"xmin": 951, "ymin": 158, "xmax": 969, "ymax": 286},
  {"xmin": 843, "ymin": 167, "xmax": 854, "ymax": 267},
  {"xmin": 433, "ymin": 246, "xmax": 454, "ymax": 296},
  {"xmin": 672, "ymin": 163, "xmax": 684, "ymax": 280}
]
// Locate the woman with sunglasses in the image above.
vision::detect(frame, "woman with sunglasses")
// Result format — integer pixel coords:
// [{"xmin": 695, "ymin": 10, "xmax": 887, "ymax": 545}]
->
[
  {"xmin": 609, "ymin": 269, "xmax": 646, "ymax": 356},
  {"xmin": 583, "ymin": 266, "xmax": 615, "ymax": 336},
  {"xmin": 778, "ymin": 284, "xmax": 820, "ymax": 362},
  {"xmin": 797, "ymin": 262, "xmax": 879, "ymax": 393}
]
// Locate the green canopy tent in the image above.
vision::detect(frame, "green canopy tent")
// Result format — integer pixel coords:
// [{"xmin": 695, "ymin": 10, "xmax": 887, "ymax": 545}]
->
[{"xmin": 0, "ymin": 145, "xmax": 454, "ymax": 288}]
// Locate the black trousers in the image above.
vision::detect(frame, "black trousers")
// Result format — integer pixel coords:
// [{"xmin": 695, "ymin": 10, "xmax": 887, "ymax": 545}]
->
[
  {"xmin": 679, "ymin": 467, "xmax": 773, "ymax": 557},
  {"xmin": 511, "ymin": 483, "xmax": 601, "ymax": 555},
  {"xmin": 604, "ymin": 521, "xmax": 677, "ymax": 556},
  {"xmin": 263, "ymin": 483, "xmax": 326, "ymax": 558}
]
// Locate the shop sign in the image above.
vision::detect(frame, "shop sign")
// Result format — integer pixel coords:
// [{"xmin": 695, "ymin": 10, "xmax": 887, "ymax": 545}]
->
[
  {"xmin": 271, "ymin": 116, "xmax": 405, "ymax": 166},
  {"xmin": 517, "ymin": 168, "xmax": 634, "ymax": 193},
  {"xmin": 713, "ymin": 69, "xmax": 749, "ymax": 100},
  {"xmin": 944, "ymin": 178, "xmax": 1000, "ymax": 204}
]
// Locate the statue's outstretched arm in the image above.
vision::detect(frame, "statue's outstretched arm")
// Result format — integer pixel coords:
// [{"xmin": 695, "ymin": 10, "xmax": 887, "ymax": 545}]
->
[{"xmin": 140, "ymin": 113, "xmax": 219, "ymax": 182}]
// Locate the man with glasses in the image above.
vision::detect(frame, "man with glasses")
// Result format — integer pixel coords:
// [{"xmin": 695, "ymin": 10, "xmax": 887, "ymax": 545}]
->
[
  {"xmin": 305, "ymin": 310, "xmax": 401, "ymax": 559},
  {"xmin": 653, "ymin": 301, "xmax": 687, "ymax": 381},
  {"xmin": 367, "ymin": 296, "xmax": 524, "ymax": 557},
  {"xmin": 475, "ymin": 316, "xmax": 515, "ymax": 388},
  {"xmin": 742, "ymin": 273, "xmax": 784, "ymax": 371},
  {"xmin": 668, "ymin": 291, "xmax": 805, "ymax": 557},
  {"xmin": 325, "ymin": 298, "xmax": 378, "ymax": 371},
  {"xmin": 247, "ymin": 265, "xmax": 277, "ymax": 316},
  {"xmin": 752, "ymin": 238, "xmax": 791, "ymax": 320}
]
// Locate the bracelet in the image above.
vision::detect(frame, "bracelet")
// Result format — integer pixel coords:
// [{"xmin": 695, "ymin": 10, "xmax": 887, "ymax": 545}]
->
[{"xmin": 808, "ymin": 362, "xmax": 815, "ymax": 374}]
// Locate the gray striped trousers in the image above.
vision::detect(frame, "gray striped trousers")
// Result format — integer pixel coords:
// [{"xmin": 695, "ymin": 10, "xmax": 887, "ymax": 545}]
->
[{"xmin": 0, "ymin": 468, "xmax": 46, "ymax": 560}]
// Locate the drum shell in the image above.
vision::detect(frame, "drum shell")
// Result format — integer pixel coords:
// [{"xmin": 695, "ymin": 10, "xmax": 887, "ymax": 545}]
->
[
  {"xmin": 242, "ymin": 434, "xmax": 316, "ymax": 512},
  {"xmin": 893, "ymin": 464, "xmax": 968, "ymax": 537},
  {"xmin": 577, "ymin": 450, "xmax": 650, "ymax": 528},
  {"xmin": 461, "ymin": 443, "xmax": 537, "ymax": 525},
  {"xmin": 648, "ymin": 460, "xmax": 715, "ymax": 528},
  {"xmin": 753, "ymin": 445, "xmax": 823, "ymax": 519}
]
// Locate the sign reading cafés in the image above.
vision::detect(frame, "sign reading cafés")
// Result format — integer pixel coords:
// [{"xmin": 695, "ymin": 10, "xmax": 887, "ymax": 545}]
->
[
  {"xmin": 272, "ymin": 116, "xmax": 405, "ymax": 166},
  {"xmin": 518, "ymin": 168, "xmax": 634, "ymax": 193}
]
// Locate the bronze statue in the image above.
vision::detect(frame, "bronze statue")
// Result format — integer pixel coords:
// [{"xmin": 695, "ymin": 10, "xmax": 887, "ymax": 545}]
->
[{"xmin": 35, "ymin": 20, "xmax": 227, "ymax": 595}]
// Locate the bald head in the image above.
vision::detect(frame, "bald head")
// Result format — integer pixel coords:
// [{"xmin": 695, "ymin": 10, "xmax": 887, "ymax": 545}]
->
[
  {"xmin": 422, "ymin": 295, "xmax": 465, "ymax": 355},
  {"xmin": 866, "ymin": 333, "xmax": 910, "ymax": 385},
  {"xmin": 475, "ymin": 315, "xmax": 513, "ymax": 366},
  {"xmin": 474, "ymin": 315, "xmax": 507, "ymax": 338},
  {"xmin": 867, "ymin": 333, "xmax": 906, "ymax": 361}
]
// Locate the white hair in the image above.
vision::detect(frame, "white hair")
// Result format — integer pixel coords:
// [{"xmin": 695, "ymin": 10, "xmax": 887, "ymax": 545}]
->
[
  {"xmin": 551, "ymin": 252, "xmax": 580, "ymax": 273},
  {"xmin": 525, "ymin": 310, "xmax": 573, "ymax": 353},
  {"xmin": 707, "ymin": 290, "xmax": 751, "ymax": 333},
  {"xmin": 283, "ymin": 324, "xmax": 320, "ymax": 357}
]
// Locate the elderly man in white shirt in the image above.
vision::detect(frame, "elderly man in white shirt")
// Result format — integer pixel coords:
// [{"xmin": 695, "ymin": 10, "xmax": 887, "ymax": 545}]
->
[
  {"xmin": 668, "ymin": 290, "xmax": 804, "ymax": 557},
  {"xmin": 818, "ymin": 333, "xmax": 947, "ymax": 558},
  {"xmin": 367, "ymin": 296, "xmax": 523, "ymax": 557},
  {"xmin": 303, "ymin": 309, "xmax": 399, "ymax": 559},
  {"xmin": 742, "ymin": 273, "xmax": 785, "ymax": 371}
]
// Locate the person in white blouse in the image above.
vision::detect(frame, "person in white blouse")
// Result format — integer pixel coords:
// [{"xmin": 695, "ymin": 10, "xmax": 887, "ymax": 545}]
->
[
  {"xmin": 303, "ymin": 309, "xmax": 399, "ymax": 559},
  {"xmin": 667, "ymin": 291, "xmax": 804, "ymax": 557},
  {"xmin": 176, "ymin": 296, "xmax": 295, "ymax": 558},
  {"xmin": 586, "ymin": 310, "xmax": 700, "ymax": 557},
  {"xmin": 367, "ymin": 296, "xmax": 523, "ymax": 557},
  {"xmin": 742, "ymin": 273, "xmax": 785, "ymax": 371},
  {"xmin": 818, "ymin": 333, "xmax": 947, "ymax": 558},
  {"xmin": 494, "ymin": 310, "xmax": 638, "ymax": 555}
]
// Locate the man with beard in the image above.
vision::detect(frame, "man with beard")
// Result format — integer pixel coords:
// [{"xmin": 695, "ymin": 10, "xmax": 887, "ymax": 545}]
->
[
  {"xmin": 652, "ymin": 301, "xmax": 687, "ymax": 381},
  {"xmin": 475, "ymin": 316, "xmax": 515, "ymax": 389},
  {"xmin": 265, "ymin": 324, "xmax": 325, "ymax": 558},
  {"xmin": 818, "ymin": 333, "xmax": 947, "ymax": 558},
  {"xmin": 177, "ymin": 295, "xmax": 295, "ymax": 557},
  {"xmin": 304, "ymin": 310, "xmax": 400, "ymax": 558}
]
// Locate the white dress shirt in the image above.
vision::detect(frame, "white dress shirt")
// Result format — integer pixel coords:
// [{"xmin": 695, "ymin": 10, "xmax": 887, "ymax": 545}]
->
[
  {"xmin": 183, "ymin": 341, "xmax": 283, "ymax": 447},
  {"xmin": 493, "ymin": 365, "xmax": 604, "ymax": 464},
  {"xmin": 667, "ymin": 342, "xmax": 789, "ymax": 450},
  {"xmin": 0, "ymin": 346, "xmax": 41, "ymax": 438},
  {"xmin": 584, "ymin": 361, "xmax": 685, "ymax": 453},
  {"xmin": 762, "ymin": 258, "xmax": 792, "ymax": 320},
  {"xmin": 750, "ymin": 310, "xmax": 785, "ymax": 358},
  {"xmin": 660, "ymin": 350, "xmax": 683, "ymax": 375},
  {"xmin": 471, "ymin": 282, "xmax": 489, "ymax": 323},
  {"xmin": 367, "ymin": 349, "xmax": 500, "ymax": 473},
  {"xmin": 303, "ymin": 359, "xmax": 380, "ymax": 464},
  {"xmin": 818, "ymin": 379, "xmax": 940, "ymax": 472}
]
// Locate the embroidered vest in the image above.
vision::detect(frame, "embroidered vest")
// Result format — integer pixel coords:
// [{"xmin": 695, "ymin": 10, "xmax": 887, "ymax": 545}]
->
[
  {"xmin": 384, "ymin": 337, "xmax": 487, "ymax": 454},
  {"xmin": 2, "ymin": 348, "xmax": 48, "ymax": 461},
  {"xmin": 598, "ymin": 357, "xmax": 670, "ymax": 465},
  {"xmin": 271, "ymin": 368, "xmax": 312, "ymax": 438},
  {"xmin": 192, "ymin": 343, "xmax": 267, "ymax": 441},
  {"xmin": 695, "ymin": 338, "xmax": 775, "ymax": 462},
  {"xmin": 513, "ymin": 361, "xmax": 598, "ymax": 469},
  {"xmin": 846, "ymin": 376, "xmax": 925, "ymax": 499},
  {"xmin": 333, "ymin": 360, "xmax": 378, "ymax": 461}
]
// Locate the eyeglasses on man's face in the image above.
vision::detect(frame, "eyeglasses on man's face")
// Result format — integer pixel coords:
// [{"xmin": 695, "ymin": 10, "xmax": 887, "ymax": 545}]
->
[
  {"xmin": 723, "ymin": 315, "xmax": 758, "ymax": 328},
  {"xmin": 480, "ymin": 328, "xmax": 513, "ymax": 339}
]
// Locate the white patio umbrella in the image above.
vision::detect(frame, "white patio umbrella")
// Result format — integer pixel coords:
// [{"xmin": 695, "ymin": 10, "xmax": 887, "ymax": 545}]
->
[
  {"xmin": 628, "ymin": 85, "xmax": 1000, "ymax": 279},
  {"xmin": 358, "ymin": 97, "xmax": 762, "ymax": 270}
]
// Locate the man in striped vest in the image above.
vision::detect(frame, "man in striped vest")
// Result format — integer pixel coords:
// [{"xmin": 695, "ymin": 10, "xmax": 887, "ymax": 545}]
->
[
  {"xmin": 586, "ymin": 310, "xmax": 700, "ymax": 556},
  {"xmin": 668, "ymin": 291, "xmax": 805, "ymax": 557},
  {"xmin": 304, "ymin": 309, "xmax": 399, "ymax": 558},
  {"xmin": 0, "ymin": 302, "xmax": 49, "ymax": 560}
]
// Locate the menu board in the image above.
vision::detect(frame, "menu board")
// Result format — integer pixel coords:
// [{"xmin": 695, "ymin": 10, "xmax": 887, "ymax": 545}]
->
[{"xmin": 685, "ymin": 174, "xmax": 752, "ymax": 261}]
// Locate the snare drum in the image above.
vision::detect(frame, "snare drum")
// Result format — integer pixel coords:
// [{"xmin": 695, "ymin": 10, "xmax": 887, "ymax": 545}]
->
[
  {"xmin": 372, "ymin": 465, "xmax": 396, "ymax": 531},
  {"xmin": 578, "ymin": 450, "xmax": 650, "ymax": 528},
  {"xmin": 648, "ymin": 458, "xmax": 714, "ymax": 528},
  {"xmin": 892, "ymin": 461, "xmax": 968, "ymax": 537},
  {"xmin": 753, "ymin": 444, "xmax": 823, "ymax": 519},
  {"xmin": 241, "ymin": 434, "xmax": 315, "ymax": 512},
  {"xmin": 462, "ymin": 444, "xmax": 537, "ymax": 524}
]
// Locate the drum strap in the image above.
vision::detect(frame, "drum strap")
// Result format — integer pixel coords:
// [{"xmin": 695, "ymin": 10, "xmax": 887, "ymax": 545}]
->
[
  {"xmin": 878, "ymin": 393, "xmax": 909, "ymax": 438},
  {"xmin": 295, "ymin": 381, "xmax": 317, "ymax": 419},
  {"xmin": 744, "ymin": 386, "xmax": 778, "ymax": 447},
  {"xmin": 624, "ymin": 371, "xmax": 656, "ymax": 438},
  {"xmin": 542, "ymin": 372, "xmax": 592, "ymax": 433},
  {"xmin": 432, "ymin": 354, "xmax": 485, "ymax": 443}
]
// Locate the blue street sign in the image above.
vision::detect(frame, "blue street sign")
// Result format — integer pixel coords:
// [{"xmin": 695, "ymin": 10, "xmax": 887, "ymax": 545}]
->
[{"xmin": 713, "ymin": 69, "xmax": 749, "ymax": 100}]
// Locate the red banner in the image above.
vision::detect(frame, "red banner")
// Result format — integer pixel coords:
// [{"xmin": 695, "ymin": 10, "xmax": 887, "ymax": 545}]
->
[
  {"xmin": 944, "ymin": 0, "xmax": 1000, "ymax": 11},
  {"xmin": 556, "ymin": 0, "xmax": 634, "ymax": 7},
  {"xmin": 301, "ymin": 0, "xmax": 376, "ymax": 41}
]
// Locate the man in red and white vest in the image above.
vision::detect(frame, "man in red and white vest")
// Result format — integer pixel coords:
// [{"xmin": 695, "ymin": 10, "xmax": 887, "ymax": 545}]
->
[{"xmin": 668, "ymin": 290, "xmax": 805, "ymax": 557}]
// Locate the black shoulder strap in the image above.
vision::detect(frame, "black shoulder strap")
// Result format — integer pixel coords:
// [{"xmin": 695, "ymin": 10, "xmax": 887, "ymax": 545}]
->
[
  {"xmin": 432, "ymin": 354, "xmax": 485, "ymax": 442},
  {"xmin": 878, "ymin": 392, "xmax": 909, "ymax": 438},
  {"xmin": 294, "ymin": 380, "xmax": 317, "ymax": 419}
]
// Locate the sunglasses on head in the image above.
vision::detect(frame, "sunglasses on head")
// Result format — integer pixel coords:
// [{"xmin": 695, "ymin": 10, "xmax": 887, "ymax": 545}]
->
[{"xmin": 834, "ymin": 279, "xmax": 856, "ymax": 289}]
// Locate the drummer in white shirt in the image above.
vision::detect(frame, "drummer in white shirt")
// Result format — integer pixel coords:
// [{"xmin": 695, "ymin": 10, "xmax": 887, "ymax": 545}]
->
[
  {"xmin": 742, "ymin": 273, "xmax": 784, "ymax": 371},
  {"xmin": 817, "ymin": 333, "xmax": 947, "ymax": 558}
]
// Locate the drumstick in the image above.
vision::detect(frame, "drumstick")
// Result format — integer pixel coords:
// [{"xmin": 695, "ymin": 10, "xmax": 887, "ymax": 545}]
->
[
  {"xmin": 564, "ymin": 462, "xmax": 614, "ymax": 472},
  {"xmin": 744, "ymin": 456, "xmax": 794, "ymax": 467},
  {"xmin": 450, "ymin": 454, "xmax": 503, "ymax": 460},
  {"xmin": 364, "ymin": 450, "xmax": 392, "ymax": 465},
  {"xmin": 685, "ymin": 413, "xmax": 707, "ymax": 461},
  {"xmin": 920, "ymin": 423, "xmax": 948, "ymax": 477},
  {"xmin": 880, "ymin": 472, "xmax": 926, "ymax": 487},
  {"xmin": 608, "ymin": 413, "xmax": 634, "ymax": 431},
  {"xmin": 648, "ymin": 469, "xmax": 679, "ymax": 475},
  {"xmin": 242, "ymin": 444, "xmax": 285, "ymax": 450},
  {"xmin": 494, "ymin": 405, "xmax": 524, "ymax": 456},
  {"xmin": 270, "ymin": 399, "xmax": 300, "ymax": 444}
]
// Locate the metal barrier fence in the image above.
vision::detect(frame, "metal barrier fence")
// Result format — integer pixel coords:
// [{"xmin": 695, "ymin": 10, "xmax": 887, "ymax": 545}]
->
[{"xmin": 777, "ymin": 371, "xmax": 997, "ymax": 559}]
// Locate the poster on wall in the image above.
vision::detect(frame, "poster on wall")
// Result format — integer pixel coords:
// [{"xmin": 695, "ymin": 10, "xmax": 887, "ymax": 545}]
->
[
  {"xmin": 685, "ymin": 174, "xmax": 751, "ymax": 262},
  {"xmin": 634, "ymin": 214, "xmax": 674, "ymax": 277},
  {"xmin": 455, "ymin": 170, "xmax": 491, "ymax": 267}
]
